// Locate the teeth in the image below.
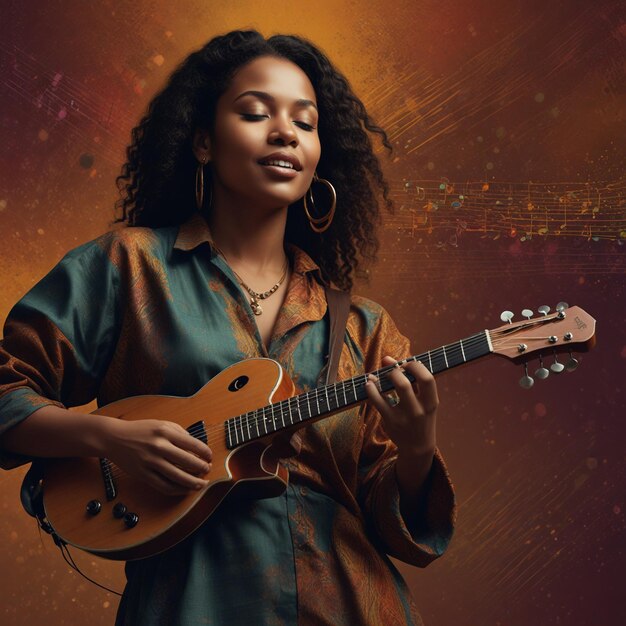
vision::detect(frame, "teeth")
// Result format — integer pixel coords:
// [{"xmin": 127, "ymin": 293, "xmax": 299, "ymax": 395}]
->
[{"xmin": 263, "ymin": 159, "xmax": 294, "ymax": 169}]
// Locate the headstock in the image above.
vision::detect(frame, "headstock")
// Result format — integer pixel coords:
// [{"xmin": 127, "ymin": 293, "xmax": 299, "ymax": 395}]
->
[{"xmin": 488, "ymin": 303, "xmax": 596, "ymax": 388}]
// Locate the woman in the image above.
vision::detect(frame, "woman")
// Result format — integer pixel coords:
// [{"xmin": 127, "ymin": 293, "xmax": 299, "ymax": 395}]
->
[{"xmin": 0, "ymin": 30, "xmax": 455, "ymax": 625}]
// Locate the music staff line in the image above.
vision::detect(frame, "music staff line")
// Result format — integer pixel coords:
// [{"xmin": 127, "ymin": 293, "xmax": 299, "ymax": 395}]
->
[{"xmin": 385, "ymin": 180, "xmax": 626, "ymax": 242}]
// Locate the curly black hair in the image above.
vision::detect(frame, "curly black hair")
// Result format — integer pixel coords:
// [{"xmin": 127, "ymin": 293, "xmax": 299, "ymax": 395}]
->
[{"xmin": 115, "ymin": 30, "xmax": 392, "ymax": 290}]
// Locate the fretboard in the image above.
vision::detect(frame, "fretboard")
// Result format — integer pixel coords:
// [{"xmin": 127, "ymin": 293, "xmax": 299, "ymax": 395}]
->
[{"xmin": 225, "ymin": 331, "xmax": 491, "ymax": 449}]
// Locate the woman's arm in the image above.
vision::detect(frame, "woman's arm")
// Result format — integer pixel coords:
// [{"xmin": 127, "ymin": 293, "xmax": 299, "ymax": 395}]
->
[
  {"xmin": 365, "ymin": 356, "xmax": 438, "ymax": 530},
  {"xmin": 0, "ymin": 405, "xmax": 213, "ymax": 496}
]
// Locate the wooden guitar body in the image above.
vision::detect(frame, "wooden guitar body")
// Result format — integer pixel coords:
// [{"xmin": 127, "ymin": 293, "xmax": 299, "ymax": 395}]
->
[{"xmin": 42, "ymin": 358, "xmax": 295, "ymax": 560}]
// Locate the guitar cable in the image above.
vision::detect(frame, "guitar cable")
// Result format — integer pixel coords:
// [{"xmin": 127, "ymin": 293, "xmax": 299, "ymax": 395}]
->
[{"xmin": 35, "ymin": 517, "xmax": 123, "ymax": 596}]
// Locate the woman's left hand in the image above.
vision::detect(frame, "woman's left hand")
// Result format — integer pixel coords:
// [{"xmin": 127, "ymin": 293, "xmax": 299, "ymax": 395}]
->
[{"xmin": 364, "ymin": 355, "xmax": 438, "ymax": 456}]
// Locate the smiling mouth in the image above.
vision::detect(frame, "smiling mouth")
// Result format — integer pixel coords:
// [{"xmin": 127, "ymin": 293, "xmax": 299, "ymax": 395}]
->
[{"xmin": 259, "ymin": 159, "xmax": 296, "ymax": 170}]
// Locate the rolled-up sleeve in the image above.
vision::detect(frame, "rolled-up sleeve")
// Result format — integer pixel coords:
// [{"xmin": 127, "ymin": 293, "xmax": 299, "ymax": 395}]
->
[{"xmin": 0, "ymin": 238, "xmax": 121, "ymax": 469}]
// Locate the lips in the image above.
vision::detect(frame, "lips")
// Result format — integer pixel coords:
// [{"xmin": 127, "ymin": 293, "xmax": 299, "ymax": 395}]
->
[{"xmin": 257, "ymin": 152, "xmax": 302, "ymax": 171}]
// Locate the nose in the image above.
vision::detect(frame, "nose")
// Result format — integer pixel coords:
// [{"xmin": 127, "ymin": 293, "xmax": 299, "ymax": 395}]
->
[{"xmin": 268, "ymin": 114, "xmax": 298, "ymax": 147}]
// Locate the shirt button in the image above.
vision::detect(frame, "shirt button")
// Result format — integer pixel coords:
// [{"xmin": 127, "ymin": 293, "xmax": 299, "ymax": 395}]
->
[{"xmin": 300, "ymin": 486, "xmax": 308, "ymax": 496}]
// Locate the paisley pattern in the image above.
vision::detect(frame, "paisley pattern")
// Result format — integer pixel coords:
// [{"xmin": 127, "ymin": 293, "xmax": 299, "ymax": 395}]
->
[{"xmin": 0, "ymin": 213, "xmax": 455, "ymax": 625}]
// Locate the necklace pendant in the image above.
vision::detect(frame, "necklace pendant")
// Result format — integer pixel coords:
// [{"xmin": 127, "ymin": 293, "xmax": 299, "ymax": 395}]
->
[{"xmin": 250, "ymin": 300, "xmax": 263, "ymax": 315}]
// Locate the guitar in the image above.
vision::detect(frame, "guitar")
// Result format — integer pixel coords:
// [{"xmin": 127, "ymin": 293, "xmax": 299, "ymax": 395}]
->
[{"xmin": 38, "ymin": 304, "xmax": 595, "ymax": 561}]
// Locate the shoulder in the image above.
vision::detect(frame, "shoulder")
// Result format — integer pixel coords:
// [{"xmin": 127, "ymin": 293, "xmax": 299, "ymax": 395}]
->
[
  {"xmin": 346, "ymin": 295, "xmax": 410, "ymax": 363},
  {"xmin": 348, "ymin": 294, "xmax": 394, "ymax": 335},
  {"xmin": 75, "ymin": 225, "xmax": 177, "ymax": 261},
  {"xmin": 60, "ymin": 225, "xmax": 179, "ymax": 274}
]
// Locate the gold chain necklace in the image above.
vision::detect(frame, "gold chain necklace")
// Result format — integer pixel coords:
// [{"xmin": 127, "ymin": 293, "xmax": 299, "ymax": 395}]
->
[{"xmin": 213, "ymin": 245, "xmax": 289, "ymax": 316}]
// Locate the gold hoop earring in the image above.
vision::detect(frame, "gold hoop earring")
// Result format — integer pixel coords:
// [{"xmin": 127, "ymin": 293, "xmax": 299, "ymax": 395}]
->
[
  {"xmin": 195, "ymin": 157, "xmax": 208, "ymax": 210},
  {"xmin": 303, "ymin": 173, "xmax": 336, "ymax": 233}
]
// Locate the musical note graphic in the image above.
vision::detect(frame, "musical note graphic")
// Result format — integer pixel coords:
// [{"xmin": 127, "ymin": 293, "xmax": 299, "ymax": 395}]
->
[{"xmin": 384, "ymin": 178, "xmax": 625, "ymax": 243}]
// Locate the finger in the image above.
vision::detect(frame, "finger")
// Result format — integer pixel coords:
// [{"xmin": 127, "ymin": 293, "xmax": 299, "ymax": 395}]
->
[
  {"xmin": 381, "ymin": 356, "xmax": 420, "ymax": 409},
  {"xmin": 364, "ymin": 375, "xmax": 394, "ymax": 417},
  {"xmin": 158, "ymin": 441, "xmax": 212, "ymax": 476},
  {"xmin": 150, "ymin": 459, "xmax": 210, "ymax": 492},
  {"xmin": 403, "ymin": 360, "xmax": 439, "ymax": 413},
  {"xmin": 160, "ymin": 422, "xmax": 213, "ymax": 463}
]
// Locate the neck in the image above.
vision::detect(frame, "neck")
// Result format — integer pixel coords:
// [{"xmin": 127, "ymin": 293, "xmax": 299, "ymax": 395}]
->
[{"xmin": 208, "ymin": 192, "xmax": 289, "ymax": 273}]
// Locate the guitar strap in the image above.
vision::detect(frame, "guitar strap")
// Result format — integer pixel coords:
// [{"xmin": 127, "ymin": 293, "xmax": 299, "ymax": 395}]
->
[{"xmin": 324, "ymin": 286, "xmax": 351, "ymax": 384}]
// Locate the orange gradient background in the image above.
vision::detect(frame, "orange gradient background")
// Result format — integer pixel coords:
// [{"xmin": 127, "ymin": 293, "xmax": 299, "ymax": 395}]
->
[{"xmin": 0, "ymin": 1, "xmax": 624, "ymax": 625}]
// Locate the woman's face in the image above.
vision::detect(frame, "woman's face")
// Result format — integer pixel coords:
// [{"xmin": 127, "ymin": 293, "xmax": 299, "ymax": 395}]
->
[{"xmin": 196, "ymin": 56, "xmax": 321, "ymax": 212}]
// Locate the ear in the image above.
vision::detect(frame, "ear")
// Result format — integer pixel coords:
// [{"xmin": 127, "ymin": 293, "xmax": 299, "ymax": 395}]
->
[{"xmin": 192, "ymin": 128, "xmax": 211, "ymax": 163}]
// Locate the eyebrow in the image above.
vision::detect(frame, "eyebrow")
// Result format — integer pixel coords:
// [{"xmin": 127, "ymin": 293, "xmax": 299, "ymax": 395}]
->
[{"xmin": 233, "ymin": 90, "xmax": 318, "ymax": 111}]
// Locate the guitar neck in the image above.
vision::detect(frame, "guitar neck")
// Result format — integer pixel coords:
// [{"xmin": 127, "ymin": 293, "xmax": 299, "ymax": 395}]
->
[{"xmin": 224, "ymin": 330, "xmax": 492, "ymax": 449}]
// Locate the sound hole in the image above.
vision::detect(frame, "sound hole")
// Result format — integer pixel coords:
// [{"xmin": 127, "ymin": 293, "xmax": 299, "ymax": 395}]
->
[{"xmin": 228, "ymin": 375, "xmax": 249, "ymax": 392}]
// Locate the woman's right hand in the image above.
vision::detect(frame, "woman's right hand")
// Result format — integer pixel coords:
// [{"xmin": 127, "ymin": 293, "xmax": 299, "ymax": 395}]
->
[{"xmin": 102, "ymin": 417, "xmax": 213, "ymax": 497}]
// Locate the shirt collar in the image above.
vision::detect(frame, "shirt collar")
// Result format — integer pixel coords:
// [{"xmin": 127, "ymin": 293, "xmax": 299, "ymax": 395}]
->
[{"xmin": 173, "ymin": 212, "xmax": 324, "ymax": 280}]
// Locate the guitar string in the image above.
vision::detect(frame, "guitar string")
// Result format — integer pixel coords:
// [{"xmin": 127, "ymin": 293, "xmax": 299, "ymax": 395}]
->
[{"xmin": 103, "ymin": 334, "xmax": 493, "ymax": 481}]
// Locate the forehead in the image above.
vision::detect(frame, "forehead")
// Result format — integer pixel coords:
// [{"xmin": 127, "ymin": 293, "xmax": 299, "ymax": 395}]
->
[{"xmin": 223, "ymin": 56, "xmax": 317, "ymax": 104}]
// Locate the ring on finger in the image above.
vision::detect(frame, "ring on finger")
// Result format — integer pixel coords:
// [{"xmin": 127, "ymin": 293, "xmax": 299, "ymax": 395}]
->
[{"xmin": 385, "ymin": 390, "xmax": 400, "ymax": 407}]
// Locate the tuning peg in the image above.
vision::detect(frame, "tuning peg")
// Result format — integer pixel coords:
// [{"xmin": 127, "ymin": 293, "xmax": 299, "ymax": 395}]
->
[
  {"xmin": 538, "ymin": 305, "xmax": 550, "ymax": 316},
  {"xmin": 550, "ymin": 352, "xmax": 565, "ymax": 374},
  {"xmin": 565, "ymin": 350, "xmax": 579, "ymax": 372},
  {"xmin": 555, "ymin": 301, "xmax": 569, "ymax": 312},
  {"xmin": 521, "ymin": 309, "xmax": 534, "ymax": 319},
  {"xmin": 519, "ymin": 363, "xmax": 534, "ymax": 389},
  {"xmin": 500, "ymin": 310, "xmax": 514, "ymax": 324},
  {"xmin": 534, "ymin": 354, "xmax": 550, "ymax": 379}
]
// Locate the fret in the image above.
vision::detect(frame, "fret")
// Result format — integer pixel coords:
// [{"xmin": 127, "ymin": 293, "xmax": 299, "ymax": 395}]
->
[
  {"xmin": 269, "ymin": 403, "xmax": 275, "ymax": 430},
  {"xmin": 245, "ymin": 413, "xmax": 251, "ymax": 441},
  {"xmin": 233, "ymin": 416, "xmax": 241, "ymax": 445},
  {"xmin": 342, "ymin": 380, "xmax": 348, "ymax": 406},
  {"xmin": 227, "ymin": 419, "xmax": 233, "ymax": 448},
  {"xmin": 333, "ymin": 384, "xmax": 340, "ymax": 410},
  {"xmin": 430, "ymin": 348, "xmax": 447, "ymax": 374},
  {"xmin": 427, "ymin": 350, "xmax": 433, "ymax": 373},
  {"xmin": 444, "ymin": 342, "xmax": 464, "ymax": 369},
  {"xmin": 459, "ymin": 338, "xmax": 467, "ymax": 362},
  {"xmin": 442, "ymin": 345, "xmax": 449, "ymax": 369}
]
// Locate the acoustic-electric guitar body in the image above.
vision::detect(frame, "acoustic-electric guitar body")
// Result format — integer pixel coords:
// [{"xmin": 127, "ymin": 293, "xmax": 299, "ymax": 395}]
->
[{"xmin": 42, "ymin": 358, "xmax": 295, "ymax": 561}]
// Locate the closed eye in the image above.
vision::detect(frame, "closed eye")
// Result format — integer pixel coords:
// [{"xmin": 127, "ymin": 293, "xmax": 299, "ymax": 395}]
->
[
  {"xmin": 241, "ymin": 114, "xmax": 316, "ymax": 132},
  {"xmin": 295, "ymin": 121, "xmax": 316, "ymax": 132}
]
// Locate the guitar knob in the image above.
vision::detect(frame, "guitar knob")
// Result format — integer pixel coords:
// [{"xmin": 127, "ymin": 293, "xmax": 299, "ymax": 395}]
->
[
  {"xmin": 500, "ymin": 311, "xmax": 514, "ymax": 324},
  {"xmin": 521, "ymin": 309, "xmax": 533, "ymax": 319},
  {"xmin": 112, "ymin": 503, "xmax": 128, "ymax": 519},
  {"xmin": 534, "ymin": 355, "xmax": 550, "ymax": 380},
  {"xmin": 519, "ymin": 363, "xmax": 534, "ymax": 389},
  {"xmin": 538, "ymin": 305, "xmax": 550, "ymax": 316},
  {"xmin": 123, "ymin": 512, "xmax": 139, "ymax": 528},
  {"xmin": 566, "ymin": 350, "xmax": 579, "ymax": 372},
  {"xmin": 86, "ymin": 500, "xmax": 102, "ymax": 516},
  {"xmin": 550, "ymin": 353, "xmax": 565, "ymax": 374}
]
